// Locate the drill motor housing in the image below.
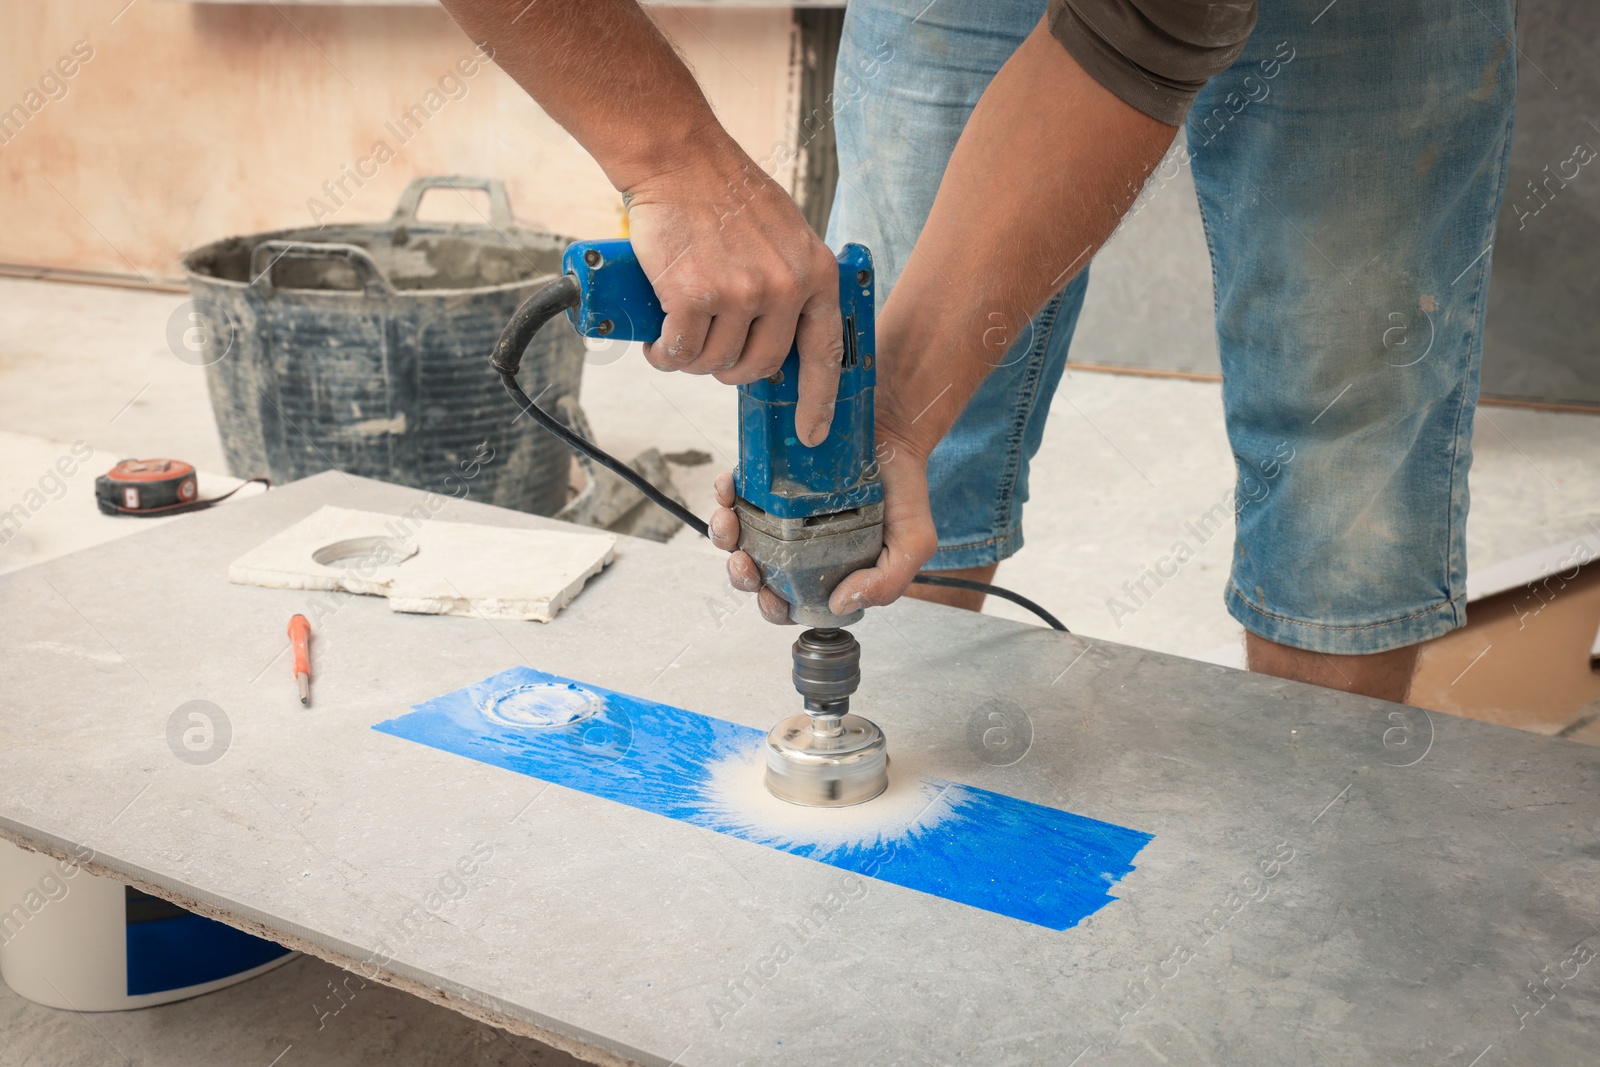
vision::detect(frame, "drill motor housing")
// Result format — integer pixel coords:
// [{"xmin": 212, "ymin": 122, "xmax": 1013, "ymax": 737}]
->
[{"xmin": 563, "ymin": 240, "xmax": 885, "ymax": 627}]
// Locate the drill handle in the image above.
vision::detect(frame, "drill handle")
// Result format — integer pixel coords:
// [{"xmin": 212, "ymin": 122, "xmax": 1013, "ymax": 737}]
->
[{"xmin": 562, "ymin": 240, "xmax": 666, "ymax": 343}]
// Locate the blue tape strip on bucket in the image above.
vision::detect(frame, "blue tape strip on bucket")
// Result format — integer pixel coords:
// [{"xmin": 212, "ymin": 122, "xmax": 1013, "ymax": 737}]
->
[{"xmin": 374, "ymin": 667, "xmax": 1151, "ymax": 930}]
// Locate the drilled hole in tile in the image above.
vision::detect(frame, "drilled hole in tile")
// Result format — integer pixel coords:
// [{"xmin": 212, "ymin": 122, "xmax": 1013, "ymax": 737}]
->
[
  {"xmin": 481, "ymin": 682, "xmax": 603, "ymax": 729},
  {"xmin": 311, "ymin": 536, "xmax": 418, "ymax": 569}
]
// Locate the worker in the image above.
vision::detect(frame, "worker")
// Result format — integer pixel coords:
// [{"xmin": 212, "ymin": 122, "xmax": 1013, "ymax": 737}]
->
[{"xmin": 440, "ymin": 0, "xmax": 1516, "ymax": 704}]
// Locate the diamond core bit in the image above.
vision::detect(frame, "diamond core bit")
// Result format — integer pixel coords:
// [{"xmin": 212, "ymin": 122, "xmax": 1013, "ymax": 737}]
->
[{"xmin": 763, "ymin": 628, "xmax": 889, "ymax": 807}]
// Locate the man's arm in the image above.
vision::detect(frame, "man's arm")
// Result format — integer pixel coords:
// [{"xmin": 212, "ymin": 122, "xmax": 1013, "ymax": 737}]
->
[
  {"xmin": 439, "ymin": 0, "xmax": 844, "ymax": 445},
  {"xmin": 831, "ymin": 19, "xmax": 1180, "ymax": 615},
  {"xmin": 875, "ymin": 20, "xmax": 1176, "ymax": 458},
  {"xmin": 714, "ymin": 17, "xmax": 1181, "ymax": 622}
]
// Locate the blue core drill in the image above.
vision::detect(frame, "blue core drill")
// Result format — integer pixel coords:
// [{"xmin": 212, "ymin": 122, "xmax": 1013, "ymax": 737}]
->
[{"xmin": 491, "ymin": 239, "xmax": 891, "ymax": 807}]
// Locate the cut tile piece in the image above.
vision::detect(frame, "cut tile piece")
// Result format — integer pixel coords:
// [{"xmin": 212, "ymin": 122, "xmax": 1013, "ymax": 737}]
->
[{"xmin": 228, "ymin": 505, "xmax": 615, "ymax": 622}]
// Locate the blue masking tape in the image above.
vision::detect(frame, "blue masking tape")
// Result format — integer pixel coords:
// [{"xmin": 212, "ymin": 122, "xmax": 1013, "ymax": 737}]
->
[{"xmin": 374, "ymin": 667, "xmax": 1151, "ymax": 930}]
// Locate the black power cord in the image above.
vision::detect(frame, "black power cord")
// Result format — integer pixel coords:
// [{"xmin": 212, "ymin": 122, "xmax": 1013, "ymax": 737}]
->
[
  {"xmin": 493, "ymin": 276, "xmax": 1069, "ymax": 633},
  {"xmin": 908, "ymin": 574, "xmax": 1067, "ymax": 631}
]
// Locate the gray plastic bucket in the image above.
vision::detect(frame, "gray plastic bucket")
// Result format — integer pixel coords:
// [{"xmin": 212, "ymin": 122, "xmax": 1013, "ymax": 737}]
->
[{"xmin": 181, "ymin": 176, "xmax": 583, "ymax": 515}]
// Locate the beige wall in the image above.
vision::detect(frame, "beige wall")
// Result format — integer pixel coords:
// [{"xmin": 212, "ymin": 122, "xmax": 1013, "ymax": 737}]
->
[{"xmin": 1, "ymin": 1, "xmax": 800, "ymax": 280}]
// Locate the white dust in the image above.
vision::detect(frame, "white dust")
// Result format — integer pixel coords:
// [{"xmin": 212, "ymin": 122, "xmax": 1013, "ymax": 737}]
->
[{"xmin": 699, "ymin": 745, "xmax": 962, "ymax": 853}]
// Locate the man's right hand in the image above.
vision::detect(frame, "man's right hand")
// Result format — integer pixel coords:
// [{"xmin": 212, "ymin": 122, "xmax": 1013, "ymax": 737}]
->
[
  {"xmin": 626, "ymin": 146, "xmax": 844, "ymax": 447},
  {"xmin": 436, "ymin": 0, "xmax": 845, "ymax": 446}
]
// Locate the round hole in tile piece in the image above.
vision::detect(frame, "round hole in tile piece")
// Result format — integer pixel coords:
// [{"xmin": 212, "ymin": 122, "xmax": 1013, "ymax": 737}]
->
[
  {"xmin": 481, "ymin": 682, "xmax": 603, "ymax": 729},
  {"xmin": 311, "ymin": 536, "xmax": 419, "ymax": 569}
]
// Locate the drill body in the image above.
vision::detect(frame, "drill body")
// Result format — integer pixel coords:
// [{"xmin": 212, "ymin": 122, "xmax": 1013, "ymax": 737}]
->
[{"xmin": 563, "ymin": 240, "xmax": 884, "ymax": 627}]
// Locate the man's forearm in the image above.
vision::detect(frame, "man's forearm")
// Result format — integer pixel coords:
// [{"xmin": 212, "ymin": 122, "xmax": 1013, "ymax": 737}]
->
[
  {"xmin": 876, "ymin": 19, "xmax": 1177, "ymax": 459},
  {"xmin": 441, "ymin": 0, "xmax": 846, "ymax": 445},
  {"xmin": 438, "ymin": 0, "xmax": 738, "ymax": 192}
]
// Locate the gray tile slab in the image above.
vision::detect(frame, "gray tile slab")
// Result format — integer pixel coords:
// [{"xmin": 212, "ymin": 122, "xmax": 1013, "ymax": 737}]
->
[{"xmin": 2, "ymin": 472, "xmax": 1597, "ymax": 1066}]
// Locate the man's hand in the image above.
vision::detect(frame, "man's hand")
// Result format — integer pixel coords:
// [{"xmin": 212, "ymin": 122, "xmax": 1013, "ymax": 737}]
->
[
  {"xmin": 627, "ymin": 152, "xmax": 844, "ymax": 447},
  {"xmin": 438, "ymin": 0, "xmax": 844, "ymax": 445},
  {"xmin": 708, "ymin": 433, "xmax": 938, "ymax": 625}
]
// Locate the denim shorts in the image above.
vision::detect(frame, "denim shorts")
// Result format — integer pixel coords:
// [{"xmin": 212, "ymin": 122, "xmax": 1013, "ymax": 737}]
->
[{"xmin": 826, "ymin": 0, "xmax": 1517, "ymax": 654}]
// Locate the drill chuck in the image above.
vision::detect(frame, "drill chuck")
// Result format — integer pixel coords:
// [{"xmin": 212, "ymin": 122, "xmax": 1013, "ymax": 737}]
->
[
  {"xmin": 791, "ymin": 627, "xmax": 861, "ymax": 715},
  {"xmin": 764, "ymin": 627, "xmax": 888, "ymax": 807}
]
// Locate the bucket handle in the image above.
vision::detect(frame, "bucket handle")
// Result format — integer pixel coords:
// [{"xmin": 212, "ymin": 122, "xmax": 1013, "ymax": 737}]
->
[
  {"xmin": 390, "ymin": 175, "xmax": 515, "ymax": 230},
  {"xmin": 249, "ymin": 241, "xmax": 391, "ymax": 296}
]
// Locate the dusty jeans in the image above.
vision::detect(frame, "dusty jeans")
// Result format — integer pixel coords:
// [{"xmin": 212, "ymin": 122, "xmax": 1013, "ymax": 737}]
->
[{"xmin": 827, "ymin": 0, "xmax": 1517, "ymax": 653}]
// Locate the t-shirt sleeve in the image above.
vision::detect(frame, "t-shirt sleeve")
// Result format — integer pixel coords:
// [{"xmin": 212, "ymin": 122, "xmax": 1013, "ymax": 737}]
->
[{"xmin": 1046, "ymin": 0, "xmax": 1257, "ymax": 125}]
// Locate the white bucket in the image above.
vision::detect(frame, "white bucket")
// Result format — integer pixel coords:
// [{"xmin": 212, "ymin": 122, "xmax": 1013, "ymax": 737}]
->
[{"xmin": 0, "ymin": 839, "xmax": 296, "ymax": 1010}]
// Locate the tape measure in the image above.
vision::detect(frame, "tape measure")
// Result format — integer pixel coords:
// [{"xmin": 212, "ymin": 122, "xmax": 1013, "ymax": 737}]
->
[{"xmin": 94, "ymin": 459, "xmax": 268, "ymax": 517}]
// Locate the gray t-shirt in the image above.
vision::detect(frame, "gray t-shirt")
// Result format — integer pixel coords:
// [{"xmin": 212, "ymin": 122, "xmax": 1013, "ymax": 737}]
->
[{"xmin": 1047, "ymin": 0, "xmax": 1258, "ymax": 124}]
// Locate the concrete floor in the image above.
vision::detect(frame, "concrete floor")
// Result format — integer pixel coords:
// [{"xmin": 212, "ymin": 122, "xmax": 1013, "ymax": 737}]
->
[
  {"xmin": 1, "ymin": 275, "xmax": 1597, "ymax": 1063},
  {"xmin": 0, "ymin": 953, "xmax": 584, "ymax": 1067}
]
